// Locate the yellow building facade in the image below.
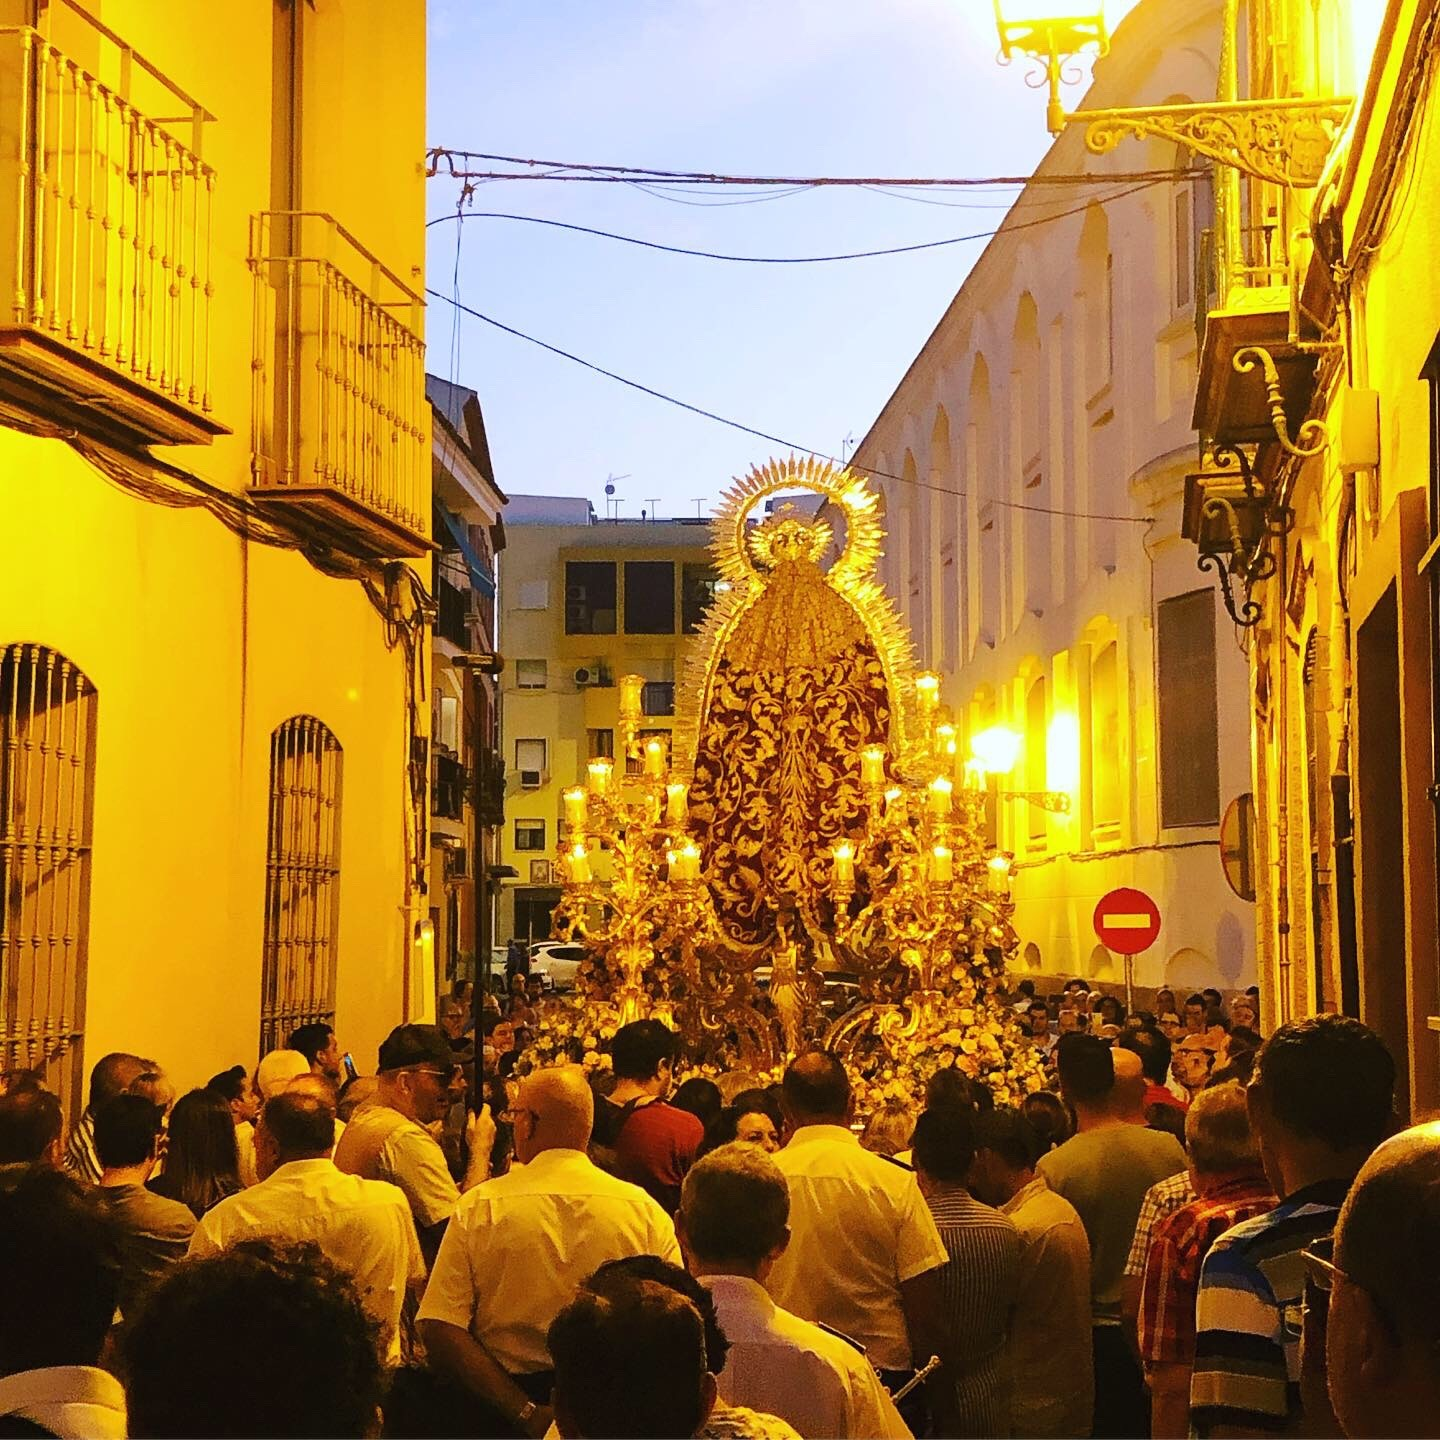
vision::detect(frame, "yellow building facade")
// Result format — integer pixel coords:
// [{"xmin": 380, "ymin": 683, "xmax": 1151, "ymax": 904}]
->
[
  {"xmin": 0, "ymin": 0, "xmax": 432, "ymax": 1111},
  {"xmin": 855, "ymin": 0, "xmax": 1258, "ymax": 996},
  {"xmin": 497, "ymin": 506, "xmax": 716, "ymax": 943},
  {"xmin": 1183, "ymin": 0, "xmax": 1440, "ymax": 1115}
]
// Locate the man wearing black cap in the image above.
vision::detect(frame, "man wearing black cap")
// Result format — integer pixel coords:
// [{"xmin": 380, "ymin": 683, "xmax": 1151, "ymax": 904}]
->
[{"xmin": 334, "ymin": 1023, "xmax": 470, "ymax": 1260}]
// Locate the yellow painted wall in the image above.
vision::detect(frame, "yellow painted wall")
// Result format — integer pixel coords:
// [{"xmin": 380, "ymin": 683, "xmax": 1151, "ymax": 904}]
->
[{"xmin": 0, "ymin": 0, "xmax": 429, "ymax": 1095}]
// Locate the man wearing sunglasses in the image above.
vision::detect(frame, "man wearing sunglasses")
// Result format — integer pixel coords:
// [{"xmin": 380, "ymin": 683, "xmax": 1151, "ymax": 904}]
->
[
  {"xmin": 334, "ymin": 1023, "xmax": 471, "ymax": 1262},
  {"xmin": 1189, "ymin": 1016, "xmax": 1395, "ymax": 1438},
  {"xmin": 1314, "ymin": 1119, "xmax": 1440, "ymax": 1439}
]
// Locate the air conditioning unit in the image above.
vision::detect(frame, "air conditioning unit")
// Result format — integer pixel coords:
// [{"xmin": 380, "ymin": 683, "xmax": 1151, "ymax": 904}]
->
[
  {"xmin": 574, "ymin": 665, "xmax": 601, "ymax": 687},
  {"xmin": 519, "ymin": 769, "xmax": 543, "ymax": 789}
]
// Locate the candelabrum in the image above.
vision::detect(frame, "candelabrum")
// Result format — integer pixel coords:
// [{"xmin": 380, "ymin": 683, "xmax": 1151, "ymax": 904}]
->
[
  {"xmin": 821, "ymin": 675, "xmax": 1045, "ymax": 1108},
  {"xmin": 548, "ymin": 676, "xmax": 727, "ymax": 1034}
]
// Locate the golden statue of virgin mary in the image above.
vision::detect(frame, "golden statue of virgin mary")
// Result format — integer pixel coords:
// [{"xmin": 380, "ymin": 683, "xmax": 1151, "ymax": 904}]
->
[{"xmin": 673, "ymin": 456, "xmax": 920, "ymax": 972}]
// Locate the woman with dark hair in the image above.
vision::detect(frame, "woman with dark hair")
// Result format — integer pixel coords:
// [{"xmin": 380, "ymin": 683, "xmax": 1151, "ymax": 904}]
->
[
  {"xmin": 1020, "ymin": 1089, "xmax": 1073, "ymax": 1157},
  {"xmin": 146, "ymin": 1088, "xmax": 242, "ymax": 1219},
  {"xmin": 699, "ymin": 1088, "xmax": 784, "ymax": 1156},
  {"xmin": 671, "ymin": 1076, "xmax": 723, "ymax": 1135}
]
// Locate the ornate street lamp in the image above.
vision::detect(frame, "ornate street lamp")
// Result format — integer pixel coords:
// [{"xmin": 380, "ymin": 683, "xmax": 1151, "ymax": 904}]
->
[{"xmin": 990, "ymin": 1, "xmax": 1353, "ymax": 186}]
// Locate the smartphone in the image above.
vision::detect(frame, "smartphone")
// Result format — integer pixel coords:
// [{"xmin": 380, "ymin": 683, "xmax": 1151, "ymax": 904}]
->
[{"xmin": 342, "ymin": 1052, "xmax": 358, "ymax": 1083}]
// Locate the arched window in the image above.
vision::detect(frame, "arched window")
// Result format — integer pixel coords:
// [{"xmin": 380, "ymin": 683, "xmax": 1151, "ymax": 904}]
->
[
  {"xmin": 1078, "ymin": 205, "xmax": 1113, "ymax": 392},
  {"xmin": 260, "ymin": 716, "xmax": 343, "ymax": 1055},
  {"xmin": 1, "ymin": 644, "xmax": 97, "ymax": 1120},
  {"xmin": 1025, "ymin": 674, "xmax": 1048, "ymax": 850},
  {"xmin": 1090, "ymin": 641, "xmax": 1120, "ymax": 843}
]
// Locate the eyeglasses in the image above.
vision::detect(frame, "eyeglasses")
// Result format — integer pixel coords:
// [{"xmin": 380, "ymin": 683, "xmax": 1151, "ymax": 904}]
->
[
  {"xmin": 1301, "ymin": 1245, "xmax": 1347, "ymax": 1295},
  {"xmin": 500, "ymin": 1105, "xmax": 539, "ymax": 1126},
  {"xmin": 408, "ymin": 1065, "xmax": 460, "ymax": 1084}
]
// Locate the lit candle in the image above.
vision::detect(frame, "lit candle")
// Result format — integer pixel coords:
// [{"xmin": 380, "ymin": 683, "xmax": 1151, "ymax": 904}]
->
[
  {"xmin": 883, "ymin": 786, "xmax": 904, "ymax": 818},
  {"xmin": 665, "ymin": 782, "xmax": 688, "ymax": 825},
  {"xmin": 935, "ymin": 723, "xmax": 957, "ymax": 752},
  {"xmin": 930, "ymin": 844, "xmax": 953, "ymax": 886},
  {"xmin": 568, "ymin": 843, "xmax": 592, "ymax": 884},
  {"xmin": 619, "ymin": 674, "xmax": 644, "ymax": 720},
  {"xmin": 586, "ymin": 759, "xmax": 612, "ymax": 796},
  {"xmin": 963, "ymin": 759, "xmax": 986, "ymax": 792},
  {"xmin": 860, "ymin": 746, "xmax": 886, "ymax": 788},
  {"xmin": 915, "ymin": 672, "xmax": 940, "ymax": 720},
  {"xmin": 671, "ymin": 842, "xmax": 701, "ymax": 883},
  {"xmin": 928, "ymin": 776, "xmax": 953, "ymax": 817},
  {"xmin": 644, "ymin": 738, "xmax": 666, "ymax": 777},
  {"xmin": 563, "ymin": 787, "xmax": 588, "ymax": 829},
  {"xmin": 832, "ymin": 841, "xmax": 855, "ymax": 890},
  {"xmin": 987, "ymin": 853, "xmax": 1011, "ymax": 895}
]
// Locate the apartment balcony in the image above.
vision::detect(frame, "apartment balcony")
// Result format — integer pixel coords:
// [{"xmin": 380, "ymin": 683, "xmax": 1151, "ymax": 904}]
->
[
  {"xmin": 249, "ymin": 211, "xmax": 430, "ymax": 559},
  {"xmin": 432, "ymin": 752, "xmax": 467, "ymax": 826},
  {"xmin": 435, "ymin": 573, "xmax": 470, "ymax": 649},
  {"xmin": 0, "ymin": 24, "xmax": 224, "ymax": 447}
]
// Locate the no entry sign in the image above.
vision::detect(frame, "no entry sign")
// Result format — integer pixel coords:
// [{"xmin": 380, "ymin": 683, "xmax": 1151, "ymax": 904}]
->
[{"xmin": 1092, "ymin": 886, "xmax": 1161, "ymax": 955}]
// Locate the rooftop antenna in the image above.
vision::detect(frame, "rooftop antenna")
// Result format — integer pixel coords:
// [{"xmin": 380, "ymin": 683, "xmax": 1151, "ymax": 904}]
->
[
  {"xmin": 643, "ymin": 498, "xmax": 661, "ymax": 523},
  {"xmin": 691, "ymin": 497, "xmax": 706, "ymax": 519},
  {"xmin": 841, "ymin": 432, "xmax": 856, "ymax": 464},
  {"xmin": 604, "ymin": 472, "xmax": 630, "ymax": 523}
]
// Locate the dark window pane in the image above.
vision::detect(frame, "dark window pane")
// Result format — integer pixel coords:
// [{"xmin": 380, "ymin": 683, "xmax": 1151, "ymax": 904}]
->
[
  {"xmin": 625, "ymin": 561, "xmax": 675, "ymax": 634},
  {"xmin": 565, "ymin": 562, "xmax": 617, "ymax": 635},
  {"xmin": 1158, "ymin": 589, "xmax": 1220, "ymax": 827},
  {"xmin": 682, "ymin": 564, "xmax": 720, "ymax": 633},
  {"xmin": 514, "ymin": 819, "xmax": 546, "ymax": 851},
  {"xmin": 642, "ymin": 682, "xmax": 675, "ymax": 717}
]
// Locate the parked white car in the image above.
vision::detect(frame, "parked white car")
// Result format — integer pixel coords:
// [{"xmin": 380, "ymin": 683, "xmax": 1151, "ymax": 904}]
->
[{"xmin": 529, "ymin": 941, "xmax": 586, "ymax": 991}]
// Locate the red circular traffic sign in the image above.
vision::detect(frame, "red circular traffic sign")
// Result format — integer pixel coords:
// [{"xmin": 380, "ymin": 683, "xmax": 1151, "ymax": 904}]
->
[{"xmin": 1092, "ymin": 886, "xmax": 1162, "ymax": 955}]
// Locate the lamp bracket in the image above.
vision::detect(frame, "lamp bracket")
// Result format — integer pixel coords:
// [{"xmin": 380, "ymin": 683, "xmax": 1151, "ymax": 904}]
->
[
  {"xmin": 1077, "ymin": 96, "xmax": 1353, "ymax": 187},
  {"xmin": 1189, "ymin": 442, "xmax": 1294, "ymax": 628},
  {"xmin": 1232, "ymin": 344, "xmax": 1332, "ymax": 458}
]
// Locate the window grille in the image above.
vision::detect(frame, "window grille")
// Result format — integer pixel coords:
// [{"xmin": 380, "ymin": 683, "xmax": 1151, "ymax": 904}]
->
[
  {"xmin": 0, "ymin": 644, "xmax": 96, "ymax": 1119},
  {"xmin": 260, "ymin": 717, "xmax": 342, "ymax": 1056}
]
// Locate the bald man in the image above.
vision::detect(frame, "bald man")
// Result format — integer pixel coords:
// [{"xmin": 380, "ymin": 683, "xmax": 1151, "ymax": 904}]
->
[
  {"xmin": 1110, "ymin": 1047, "xmax": 1149, "ymax": 1126},
  {"xmin": 418, "ymin": 1066, "xmax": 681, "ymax": 1439},
  {"xmin": 1322, "ymin": 1121, "xmax": 1440, "ymax": 1439}
]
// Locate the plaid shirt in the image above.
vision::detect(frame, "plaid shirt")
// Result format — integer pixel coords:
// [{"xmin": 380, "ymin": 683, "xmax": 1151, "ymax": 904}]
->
[
  {"xmin": 1138, "ymin": 1170, "xmax": 1275, "ymax": 1368},
  {"xmin": 1123, "ymin": 1168, "xmax": 1194, "ymax": 1280}
]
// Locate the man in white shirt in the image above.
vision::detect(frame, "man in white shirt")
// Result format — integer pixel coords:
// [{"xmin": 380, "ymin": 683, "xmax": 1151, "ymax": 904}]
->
[
  {"xmin": 766, "ymin": 1054, "xmax": 952, "ymax": 1420},
  {"xmin": 419, "ymin": 1064, "xmax": 680, "ymax": 1438},
  {"xmin": 0, "ymin": 1169, "xmax": 127, "ymax": 1440},
  {"xmin": 189, "ymin": 1089, "xmax": 424, "ymax": 1363},
  {"xmin": 679, "ymin": 1141, "xmax": 911, "ymax": 1439}
]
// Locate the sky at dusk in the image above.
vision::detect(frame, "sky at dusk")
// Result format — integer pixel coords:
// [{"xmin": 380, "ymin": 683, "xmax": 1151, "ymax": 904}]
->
[{"xmin": 424, "ymin": 0, "xmax": 1145, "ymax": 517}]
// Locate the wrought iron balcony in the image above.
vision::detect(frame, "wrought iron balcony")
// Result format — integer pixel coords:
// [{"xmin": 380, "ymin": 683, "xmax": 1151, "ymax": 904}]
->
[
  {"xmin": 432, "ymin": 752, "xmax": 467, "ymax": 823},
  {"xmin": 0, "ymin": 23, "xmax": 223, "ymax": 446},
  {"xmin": 249, "ymin": 211, "xmax": 430, "ymax": 559}
]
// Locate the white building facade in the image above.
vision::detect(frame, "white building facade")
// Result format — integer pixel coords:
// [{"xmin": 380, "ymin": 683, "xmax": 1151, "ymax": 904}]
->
[{"xmin": 854, "ymin": 0, "xmax": 1255, "ymax": 996}]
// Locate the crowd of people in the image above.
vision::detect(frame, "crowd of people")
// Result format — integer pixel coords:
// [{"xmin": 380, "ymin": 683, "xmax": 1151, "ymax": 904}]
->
[{"xmin": 0, "ymin": 972, "xmax": 1435, "ymax": 1440}]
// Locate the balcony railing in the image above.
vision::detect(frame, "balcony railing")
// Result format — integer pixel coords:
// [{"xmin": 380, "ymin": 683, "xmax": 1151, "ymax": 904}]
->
[
  {"xmin": 249, "ymin": 211, "xmax": 430, "ymax": 559},
  {"xmin": 0, "ymin": 23, "xmax": 222, "ymax": 446},
  {"xmin": 432, "ymin": 752, "xmax": 467, "ymax": 823}
]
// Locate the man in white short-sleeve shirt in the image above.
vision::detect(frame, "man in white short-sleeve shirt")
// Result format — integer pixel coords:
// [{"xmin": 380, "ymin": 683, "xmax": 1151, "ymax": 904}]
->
[
  {"xmin": 766, "ymin": 1054, "xmax": 951, "ymax": 1391},
  {"xmin": 680, "ymin": 1140, "xmax": 911, "ymax": 1439},
  {"xmin": 190, "ymin": 1090, "xmax": 424, "ymax": 1363},
  {"xmin": 418, "ymin": 1065, "xmax": 680, "ymax": 1439}
]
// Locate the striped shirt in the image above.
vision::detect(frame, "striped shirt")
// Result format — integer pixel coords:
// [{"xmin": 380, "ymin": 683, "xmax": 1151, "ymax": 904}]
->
[
  {"xmin": 63, "ymin": 1109, "xmax": 102, "ymax": 1185},
  {"xmin": 1124, "ymin": 1169, "xmax": 1196, "ymax": 1279},
  {"xmin": 925, "ymin": 1187, "xmax": 1020, "ymax": 1439},
  {"xmin": 1190, "ymin": 1178, "xmax": 1350, "ymax": 1435}
]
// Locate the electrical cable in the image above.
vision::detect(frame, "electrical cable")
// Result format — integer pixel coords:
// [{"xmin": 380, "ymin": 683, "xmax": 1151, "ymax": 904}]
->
[
  {"xmin": 427, "ymin": 287, "xmax": 1152, "ymax": 526},
  {"xmin": 425, "ymin": 148, "xmax": 1203, "ymax": 190},
  {"xmin": 424, "ymin": 180, "xmax": 1162, "ymax": 261}
]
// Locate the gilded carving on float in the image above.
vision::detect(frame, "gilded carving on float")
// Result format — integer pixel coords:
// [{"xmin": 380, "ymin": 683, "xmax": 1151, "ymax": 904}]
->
[{"xmin": 531, "ymin": 457, "xmax": 1045, "ymax": 1110}]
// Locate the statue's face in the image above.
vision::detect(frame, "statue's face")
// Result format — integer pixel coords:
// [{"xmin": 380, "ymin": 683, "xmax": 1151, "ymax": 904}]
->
[{"xmin": 751, "ymin": 510, "xmax": 832, "ymax": 568}]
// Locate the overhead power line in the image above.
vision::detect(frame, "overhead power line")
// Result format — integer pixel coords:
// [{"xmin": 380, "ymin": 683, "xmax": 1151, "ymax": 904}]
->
[
  {"xmin": 425, "ymin": 180, "xmax": 1162, "ymax": 262},
  {"xmin": 427, "ymin": 287, "xmax": 1152, "ymax": 527},
  {"xmin": 425, "ymin": 148, "xmax": 1202, "ymax": 191}
]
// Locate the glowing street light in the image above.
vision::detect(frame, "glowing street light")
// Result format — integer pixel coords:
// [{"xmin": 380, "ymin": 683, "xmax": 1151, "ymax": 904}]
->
[{"xmin": 969, "ymin": 724, "xmax": 1023, "ymax": 776}]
